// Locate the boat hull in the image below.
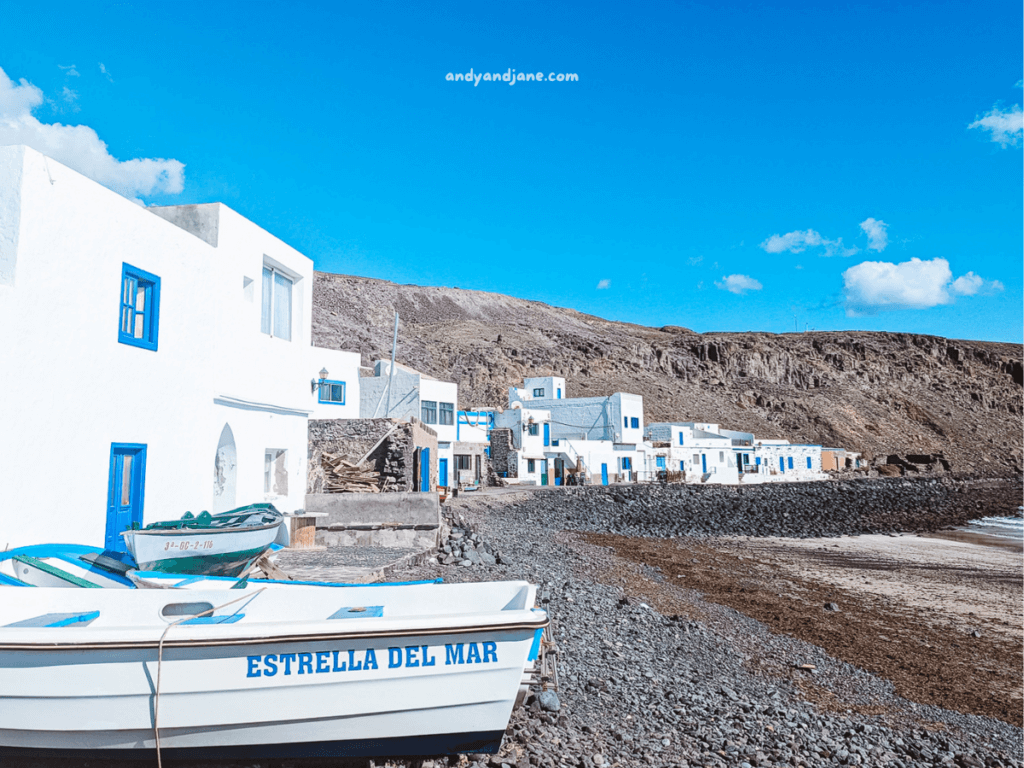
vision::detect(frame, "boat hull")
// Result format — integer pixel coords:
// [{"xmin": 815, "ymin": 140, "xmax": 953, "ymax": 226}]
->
[
  {"xmin": 123, "ymin": 523, "xmax": 282, "ymax": 576},
  {"xmin": 0, "ymin": 614, "xmax": 541, "ymax": 757}
]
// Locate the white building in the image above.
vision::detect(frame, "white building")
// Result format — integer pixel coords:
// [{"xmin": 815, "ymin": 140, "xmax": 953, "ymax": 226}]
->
[
  {"xmin": 359, "ymin": 361, "xmax": 459, "ymax": 487},
  {"xmin": 645, "ymin": 422, "xmax": 745, "ymax": 484},
  {"xmin": 501, "ymin": 378, "xmax": 647, "ymax": 485},
  {"xmin": 0, "ymin": 145, "xmax": 362, "ymax": 550},
  {"xmin": 493, "ymin": 406, "xmax": 553, "ymax": 485},
  {"xmin": 753, "ymin": 440, "xmax": 824, "ymax": 481}
]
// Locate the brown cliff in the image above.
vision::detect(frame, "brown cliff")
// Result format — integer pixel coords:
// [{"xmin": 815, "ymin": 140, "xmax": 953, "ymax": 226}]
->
[{"xmin": 312, "ymin": 272, "xmax": 1023, "ymax": 477}]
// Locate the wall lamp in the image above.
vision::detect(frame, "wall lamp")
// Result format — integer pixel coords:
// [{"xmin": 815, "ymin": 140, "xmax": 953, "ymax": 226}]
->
[{"xmin": 311, "ymin": 367, "xmax": 329, "ymax": 393}]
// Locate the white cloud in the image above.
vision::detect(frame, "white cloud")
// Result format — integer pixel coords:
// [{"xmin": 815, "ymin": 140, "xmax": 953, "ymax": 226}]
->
[
  {"xmin": 842, "ymin": 257, "xmax": 1002, "ymax": 315},
  {"xmin": 98, "ymin": 63, "xmax": 113, "ymax": 82},
  {"xmin": 859, "ymin": 217, "xmax": 888, "ymax": 251},
  {"xmin": 951, "ymin": 271, "xmax": 1003, "ymax": 296},
  {"xmin": 58, "ymin": 86, "xmax": 80, "ymax": 113},
  {"xmin": 0, "ymin": 66, "xmax": 183, "ymax": 201},
  {"xmin": 596, "ymin": 279, "xmax": 611, "ymax": 289},
  {"xmin": 687, "ymin": 255, "xmax": 703, "ymax": 266},
  {"xmin": 715, "ymin": 274, "xmax": 762, "ymax": 294},
  {"xmin": 760, "ymin": 228, "xmax": 859, "ymax": 257},
  {"xmin": 968, "ymin": 104, "xmax": 1023, "ymax": 147},
  {"xmin": 58, "ymin": 64, "xmax": 79, "ymax": 77}
]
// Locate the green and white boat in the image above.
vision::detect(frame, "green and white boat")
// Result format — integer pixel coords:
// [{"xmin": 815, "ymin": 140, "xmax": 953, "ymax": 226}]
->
[{"xmin": 121, "ymin": 504, "xmax": 289, "ymax": 577}]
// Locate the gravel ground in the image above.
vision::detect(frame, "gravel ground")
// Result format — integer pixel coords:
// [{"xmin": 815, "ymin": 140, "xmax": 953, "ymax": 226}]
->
[{"xmin": 399, "ymin": 493, "xmax": 1023, "ymax": 768}]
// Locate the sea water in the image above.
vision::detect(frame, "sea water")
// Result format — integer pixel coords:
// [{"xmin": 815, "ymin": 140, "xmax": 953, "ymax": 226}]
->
[{"xmin": 960, "ymin": 512, "xmax": 1024, "ymax": 542}]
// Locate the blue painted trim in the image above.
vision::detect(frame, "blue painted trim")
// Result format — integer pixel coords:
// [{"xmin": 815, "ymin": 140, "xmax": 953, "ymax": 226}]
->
[
  {"xmin": 182, "ymin": 614, "xmax": 244, "ymax": 625},
  {"xmin": 317, "ymin": 379, "xmax": 347, "ymax": 405},
  {"xmin": 131, "ymin": 570, "xmax": 443, "ymax": 588},
  {"xmin": 527, "ymin": 627, "xmax": 544, "ymax": 662},
  {"xmin": 0, "ymin": 573, "xmax": 29, "ymax": 586},
  {"xmin": 6, "ymin": 611, "xmax": 100, "ymax": 628},
  {"xmin": 117, "ymin": 262, "xmax": 160, "ymax": 351},
  {"xmin": 328, "ymin": 606, "xmax": 384, "ymax": 619},
  {"xmin": 106, "ymin": 443, "xmax": 147, "ymax": 552},
  {"xmin": 0, "ymin": 730, "xmax": 506, "ymax": 761}
]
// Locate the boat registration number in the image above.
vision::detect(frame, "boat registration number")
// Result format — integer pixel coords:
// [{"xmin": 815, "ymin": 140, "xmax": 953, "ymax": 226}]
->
[{"xmin": 164, "ymin": 539, "xmax": 215, "ymax": 551}]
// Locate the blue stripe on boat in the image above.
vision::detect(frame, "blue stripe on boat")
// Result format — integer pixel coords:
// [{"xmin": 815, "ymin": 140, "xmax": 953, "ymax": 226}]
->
[
  {"xmin": 5, "ymin": 611, "xmax": 100, "ymax": 628},
  {"xmin": 181, "ymin": 614, "xmax": 244, "ymax": 625},
  {"xmin": 328, "ymin": 606, "xmax": 384, "ymax": 619},
  {"xmin": 527, "ymin": 627, "xmax": 544, "ymax": 662}
]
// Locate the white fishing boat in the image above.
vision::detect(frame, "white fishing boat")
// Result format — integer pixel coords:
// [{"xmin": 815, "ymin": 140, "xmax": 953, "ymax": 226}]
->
[
  {"xmin": 0, "ymin": 579, "xmax": 548, "ymax": 760},
  {"xmin": 121, "ymin": 503, "xmax": 290, "ymax": 577},
  {"xmin": 0, "ymin": 545, "xmax": 135, "ymax": 589}
]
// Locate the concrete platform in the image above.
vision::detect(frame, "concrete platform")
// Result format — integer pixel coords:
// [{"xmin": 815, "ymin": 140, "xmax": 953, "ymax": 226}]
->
[{"xmin": 274, "ymin": 545, "xmax": 436, "ymax": 584}]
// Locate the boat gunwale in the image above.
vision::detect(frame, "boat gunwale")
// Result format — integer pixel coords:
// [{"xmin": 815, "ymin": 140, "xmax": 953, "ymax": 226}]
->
[
  {"xmin": 0, "ymin": 616, "xmax": 549, "ymax": 651},
  {"xmin": 121, "ymin": 520, "xmax": 282, "ymax": 538}
]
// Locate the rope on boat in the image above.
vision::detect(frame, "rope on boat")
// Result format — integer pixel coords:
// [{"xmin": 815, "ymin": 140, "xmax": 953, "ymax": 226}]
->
[{"xmin": 153, "ymin": 588, "xmax": 267, "ymax": 768}]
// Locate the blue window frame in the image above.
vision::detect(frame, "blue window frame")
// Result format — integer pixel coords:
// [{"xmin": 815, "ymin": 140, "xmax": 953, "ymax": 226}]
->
[
  {"xmin": 527, "ymin": 459, "xmax": 536, "ymax": 473},
  {"xmin": 556, "ymin": 388, "xmax": 562, "ymax": 399},
  {"xmin": 532, "ymin": 388, "xmax": 544, "ymax": 397},
  {"xmin": 439, "ymin": 402, "xmax": 455, "ymax": 426},
  {"xmin": 787, "ymin": 456, "xmax": 794, "ymax": 469},
  {"xmin": 621, "ymin": 457, "xmax": 632, "ymax": 471},
  {"xmin": 679, "ymin": 460, "xmax": 685, "ymax": 471},
  {"xmin": 806, "ymin": 456, "xmax": 812, "ymax": 469},
  {"xmin": 678, "ymin": 432, "xmax": 684, "ymax": 445},
  {"xmin": 624, "ymin": 417, "xmax": 629, "ymax": 429},
  {"xmin": 118, "ymin": 263, "xmax": 160, "ymax": 351},
  {"xmin": 318, "ymin": 380, "xmax": 346, "ymax": 405},
  {"xmin": 527, "ymin": 422, "xmax": 539, "ymax": 436},
  {"xmin": 630, "ymin": 417, "xmax": 639, "ymax": 429},
  {"xmin": 421, "ymin": 400, "xmax": 437, "ymax": 424}
]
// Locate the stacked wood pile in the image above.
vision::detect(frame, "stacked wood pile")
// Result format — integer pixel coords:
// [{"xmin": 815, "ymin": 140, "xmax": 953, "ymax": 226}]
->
[{"xmin": 320, "ymin": 452, "xmax": 384, "ymax": 493}]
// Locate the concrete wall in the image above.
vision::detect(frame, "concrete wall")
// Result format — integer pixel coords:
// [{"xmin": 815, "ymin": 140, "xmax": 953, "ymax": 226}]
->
[{"xmin": 305, "ymin": 491, "xmax": 440, "ymax": 548}]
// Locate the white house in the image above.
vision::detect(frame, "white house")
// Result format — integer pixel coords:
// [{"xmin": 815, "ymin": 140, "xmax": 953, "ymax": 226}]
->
[
  {"xmin": 0, "ymin": 144, "xmax": 362, "ymax": 550},
  {"xmin": 359, "ymin": 361, "xmax": 459, "ymax": 487},
  {"xmin": 501, "ymin": 378, "xmax": 647, "ymax": 485},
  {"xmin": 645, "ymin": 422, "xmax": 744, "ymax": 484},
  {"xmin": 753, "ymin": 440, "xmax": 824, "ymax": 481},
  {"xmin": 493, "ymin": 406, "xmax": 553, "ymax": 485}
]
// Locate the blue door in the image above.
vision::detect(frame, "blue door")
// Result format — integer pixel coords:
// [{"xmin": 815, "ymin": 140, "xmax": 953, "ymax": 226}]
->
[
  {"xmin": 701, "ymin": 454, "xmax": 707, "ymax": 473},
  {"xmin": 600, "ymin": 463, "xmax": 608, "ymax": 485},
  {"xmin": 779, "ymin": 456, "xmax": 785, "ymax": 472},
  {"xmin": 543, "ymin": 423, "xmax": 550, "ymax": 447},
  {"xmin": 105, "ymin": 443, "xmax": 147, "ymax": 552},
  {"xmin": 439, "ymin": 457, "xmax": 448, "ymax": 488},
  {"xmin": 420, "ymin": 447, "xmax": 431, "ymax": 491}
]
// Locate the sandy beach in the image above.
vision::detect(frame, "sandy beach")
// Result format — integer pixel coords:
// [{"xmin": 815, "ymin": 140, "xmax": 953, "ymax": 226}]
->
[{"xmin": 585, "ymin": 531, "xmax": 1023, "ymax": 727}]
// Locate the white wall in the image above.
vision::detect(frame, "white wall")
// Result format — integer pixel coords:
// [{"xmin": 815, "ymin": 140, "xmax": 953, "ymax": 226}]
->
[{"xmin": 0, "ymin": 145, "xmax": 353, "ymax": 548}]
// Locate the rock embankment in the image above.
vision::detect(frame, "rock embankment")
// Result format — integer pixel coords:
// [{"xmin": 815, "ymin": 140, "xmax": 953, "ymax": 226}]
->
[{"xmin": 460, "ymin": 477, "xmax": 1022, "ymax": 540}]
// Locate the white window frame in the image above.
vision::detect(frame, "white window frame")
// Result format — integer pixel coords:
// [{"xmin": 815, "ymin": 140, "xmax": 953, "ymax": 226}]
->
[{"xmin": 261, "ymin": 264, "xmax": 294, "ymax": 341}]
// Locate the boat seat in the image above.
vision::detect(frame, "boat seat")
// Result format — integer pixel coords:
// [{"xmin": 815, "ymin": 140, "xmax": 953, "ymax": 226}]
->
[
  {"xmin": 5, "ymin": 611, "xmax": 100, "ymax": 628},
  {"xmin": 328, "ymin": 606, "xmax": 384, "ymax": 619}
]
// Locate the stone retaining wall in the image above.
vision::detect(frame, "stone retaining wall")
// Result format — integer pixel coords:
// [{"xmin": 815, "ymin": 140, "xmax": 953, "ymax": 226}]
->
[{"xmin": 465, "ymin": 476, "xmax": 1023, "ymax": 539}]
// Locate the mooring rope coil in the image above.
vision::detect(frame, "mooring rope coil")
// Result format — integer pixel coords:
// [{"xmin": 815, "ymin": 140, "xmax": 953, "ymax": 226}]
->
[{"xmin": 153, "ymin": 587, "xmax": 267, "ymax": 768}]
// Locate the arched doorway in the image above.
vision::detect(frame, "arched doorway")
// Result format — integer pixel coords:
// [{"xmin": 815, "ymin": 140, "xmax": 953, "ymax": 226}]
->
[{"xmin": 213, "ymin": 424, "xmax": 237, "ymax": 513}]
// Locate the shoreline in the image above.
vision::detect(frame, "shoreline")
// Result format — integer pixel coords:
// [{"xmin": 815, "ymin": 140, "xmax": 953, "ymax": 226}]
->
[
  {"xmin": 583, "ymin": 531, "xmax": 1023, "ymax": 727},
  {"xmin": 923, "ymin": 528, "xmax": 1023, "ymax": 552}
]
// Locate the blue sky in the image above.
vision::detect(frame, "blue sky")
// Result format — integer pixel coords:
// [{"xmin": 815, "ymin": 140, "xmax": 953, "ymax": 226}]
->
[{"xmin": 1, "ymin": 1, "xmax": 1020, "ymax": 342}]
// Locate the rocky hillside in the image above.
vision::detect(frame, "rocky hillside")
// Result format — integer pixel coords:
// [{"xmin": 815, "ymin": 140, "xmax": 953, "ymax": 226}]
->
[{"xmin": 312, "ymin": 272, "xmax": 1023, "ymax": 476}]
